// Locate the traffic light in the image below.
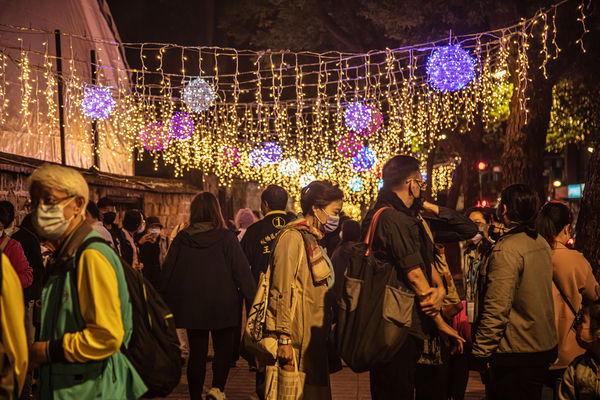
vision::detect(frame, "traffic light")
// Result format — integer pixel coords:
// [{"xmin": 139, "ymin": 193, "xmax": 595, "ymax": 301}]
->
[{"xmin": 477, "ymin": 161, "xmax": 487, "ymax": 171}]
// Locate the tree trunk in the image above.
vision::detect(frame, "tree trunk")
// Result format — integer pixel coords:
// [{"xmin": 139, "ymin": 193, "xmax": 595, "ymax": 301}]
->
[{"xmin": 576, "ymin": 141, "xmax": 600, "ymax": 277}]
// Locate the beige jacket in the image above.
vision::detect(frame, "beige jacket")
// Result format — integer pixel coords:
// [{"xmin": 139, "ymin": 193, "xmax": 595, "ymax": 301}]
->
[
  {"xmin": 559, "ymin": 352, "xmax": 600, "ymax": 400},
  {"xmin": 473, "ymin": 231, "xmax": 558, "ymax": 362},
  {"xmin": 552, "ymin": 244, "xmax": 599, "ymax": 370},
  {"xmin": 266, "ymin": 229, "xmax": 331, "ymax": 399}
]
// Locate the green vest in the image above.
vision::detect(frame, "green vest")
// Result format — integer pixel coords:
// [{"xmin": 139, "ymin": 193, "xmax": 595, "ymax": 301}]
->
[{"xmin": 39, "ymin": 231, "xmax": 147, "ymax": 399}]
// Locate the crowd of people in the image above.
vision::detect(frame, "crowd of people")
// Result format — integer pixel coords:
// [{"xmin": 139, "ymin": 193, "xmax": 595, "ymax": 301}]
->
[{"xmin": 0, "ymin": 155, "xmax": 598, "ymax": 400}]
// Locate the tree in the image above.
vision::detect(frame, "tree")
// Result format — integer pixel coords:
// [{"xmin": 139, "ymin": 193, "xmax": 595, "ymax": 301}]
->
[{"xmin": 576, "ymin": 141, "xmax": 600, "ymax": 276}]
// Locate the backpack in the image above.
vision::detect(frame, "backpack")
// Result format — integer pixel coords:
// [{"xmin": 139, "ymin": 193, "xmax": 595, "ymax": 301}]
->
[
  {"xmin": 334, "ymin": 207, "xmax": 415, "ymax": 372},
  {"xmin": 0, "ymin": 254, "xmax": 17, "ymax": 400},
  {"xmin": 75, "ymin": 237, "xmax": 182, "ymax": 398}
]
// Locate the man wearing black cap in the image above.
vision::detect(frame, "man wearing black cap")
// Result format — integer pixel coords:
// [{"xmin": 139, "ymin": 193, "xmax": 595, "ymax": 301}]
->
[{"xmin": 138, "ymin": 216, "xmax": 168, "ymax": 289}]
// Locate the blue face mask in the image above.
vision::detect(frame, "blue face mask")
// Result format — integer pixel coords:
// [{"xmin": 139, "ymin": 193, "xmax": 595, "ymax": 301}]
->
[{"xmin": 317, "ymin": 209, "xmax": 340, "ymax": 233}]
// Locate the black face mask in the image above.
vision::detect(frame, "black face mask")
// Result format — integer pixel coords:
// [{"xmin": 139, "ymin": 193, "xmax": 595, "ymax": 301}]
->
[
  {"xmin": 102, "ymin": 212, "xmax": 116, "ymax": 225},
  {"xmin": 488, "ymin": 226, "xmax": 502, "ymax": 242}
]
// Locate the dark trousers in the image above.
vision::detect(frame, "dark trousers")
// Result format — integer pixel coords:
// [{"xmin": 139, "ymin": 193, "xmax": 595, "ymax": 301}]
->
[
  {"xmin": 415, "ymin": 363, "xmax": 448, "ymax": 400},
  {"xmin": 446, "ymin": 344, "xmax": 472, "ymax": 400},
  {"xmin": 186, "ymin": 327, "xmax": 236, "ymax": 400},
  {"xmin": 488, "ymin": 364, "xmax": 547, "ymax": 400},
  {"xmin": 370, "ymin": 335, "xmax": 422, "ymax": 400}
]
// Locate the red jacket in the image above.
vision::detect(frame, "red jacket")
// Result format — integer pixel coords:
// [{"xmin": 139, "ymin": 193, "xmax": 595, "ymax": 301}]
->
[{"xmin": 0, "ymin": 233, "xmax": 33, "ymax": 288}]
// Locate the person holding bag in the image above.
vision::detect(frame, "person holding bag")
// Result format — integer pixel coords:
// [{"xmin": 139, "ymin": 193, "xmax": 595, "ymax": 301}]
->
[{"xmin": 265, "ymin": 180, "xmax": 343, "ymax": 399}]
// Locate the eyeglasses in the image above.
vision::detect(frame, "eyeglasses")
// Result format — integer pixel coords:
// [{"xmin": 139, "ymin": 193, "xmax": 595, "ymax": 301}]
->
[
  {"xmin": 408, "ymin": 178, "xmax": 428, "ymax": 189},
  {"xmin": 33, "ymin": 194, "xmax": 74, "ymax": 208}
]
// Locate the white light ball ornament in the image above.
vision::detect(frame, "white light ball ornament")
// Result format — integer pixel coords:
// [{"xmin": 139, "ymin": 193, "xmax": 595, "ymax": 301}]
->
[
  {"xmin": 182, "ymin": 77, "xmax": 216, "ymax": 113},
  {"xmin": 299, "ymin": 173, "xmax": 316, "ymax": 188},
  {"xmin": 279, "ymin": 158, "xmax": 301, "ymax": 177}
]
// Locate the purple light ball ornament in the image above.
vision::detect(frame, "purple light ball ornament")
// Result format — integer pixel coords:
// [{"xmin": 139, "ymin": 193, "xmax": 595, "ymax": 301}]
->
[
  {"xmin": 261, "ymin": 142, "xmax": 283, "ymax": 164},
  {"xmin": 352, "ymin": 147, "xmax": 377, "ymax": 172},
  {"xmin": 220, "ymin": 145, "xmax": 240, "ymax": 167},
  {"xmin": 249, "ymin": 148, "xmax": 265, "ymax": 168},
  {"xmin": 139, "ymin": 121, "xmax": 170, "ymax": 152},
  {"xmin": 168, "ymin": 111, "xmax": 195, "ymax": 141},
  {"xmin": 345, "ymin": 102, "xmax": 372, "ymax": 132},
  {"xmin": 359, "ymin": 107, "xmax": 383, "ymax": 137},
  {"xmin": 426, "ymin": 44, "xmax": 476, "ymax": 92},
  {"xmin": 336, "ymin": 133, "xmax": 363, "ymax": 158},
  {"xmin": 81, "ymin": 85, "xmax": 115, "ymax": 120}
]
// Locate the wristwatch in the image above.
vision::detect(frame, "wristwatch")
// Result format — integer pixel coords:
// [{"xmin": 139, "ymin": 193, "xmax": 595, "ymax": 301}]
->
[{"xmin": 278, "ymin": 337, "xmax": 291, "ymax": 345}]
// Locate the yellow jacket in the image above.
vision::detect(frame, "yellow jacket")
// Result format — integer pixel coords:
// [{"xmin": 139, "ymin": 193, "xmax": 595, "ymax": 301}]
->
[{"xmin": 1, "ymin": 253, "xmax": 28, "ymax": 395}]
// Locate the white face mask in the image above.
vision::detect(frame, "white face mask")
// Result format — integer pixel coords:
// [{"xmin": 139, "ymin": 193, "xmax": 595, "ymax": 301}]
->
[
  {"xmin": 33, "ymin": 198, "xmax": 75, "ymax": 240},
  {"xmin": 148, "ymin": 227, "xmax": 161, "ymax": 235}
]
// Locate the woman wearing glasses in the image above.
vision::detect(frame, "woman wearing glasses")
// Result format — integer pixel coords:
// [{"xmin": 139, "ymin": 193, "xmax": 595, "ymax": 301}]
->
[{"xmin": 536, "ymin": 201, "xmax": 599, "ymax": 397}]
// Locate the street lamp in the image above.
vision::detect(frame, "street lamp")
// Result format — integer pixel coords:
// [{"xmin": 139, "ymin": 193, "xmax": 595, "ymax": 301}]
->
[{"xmin": 477, "ymin": 161, "xmax": 487, "ymax": 202}]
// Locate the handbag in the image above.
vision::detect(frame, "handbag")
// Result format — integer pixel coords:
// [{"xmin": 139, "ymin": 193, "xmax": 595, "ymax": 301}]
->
[
  {"xmin": 265, "ymin": 351, "xmax": 305, "ymax": 400},
  {"xmin": 334, "ymin": 207, "xmax": 415, "ymax": 372},
  {"xmin": 418, "ymin": 216, "xmax": 463, "ymax": 319}
]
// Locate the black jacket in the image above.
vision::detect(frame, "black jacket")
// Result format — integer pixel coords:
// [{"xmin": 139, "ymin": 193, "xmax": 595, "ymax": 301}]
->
[
  {"xmin": 241, "ymin": 211, "xmax": 292, "ymax": 282},
  {"xmin": 328, "ymin": 240, "xmax": 356, "ymax": 322},
  {"xmin": 11, "ymin": 215, "xmax": 44, "ymax": 301},
  {"xmin": 160, "ymin": 222, "xmax": 257, "ymax": 330},
  {"xmin": 362, "ymin": 189, "xmax": 478, "ymax": 337}
]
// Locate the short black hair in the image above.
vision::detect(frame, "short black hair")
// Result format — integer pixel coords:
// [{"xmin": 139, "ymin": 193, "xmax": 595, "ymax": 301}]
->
[
  {"xmin": 261, "ymin": 185, "xmax": 288, "ymax": 211},
  {"xmin": 341, "ymin": 219, "xmax": 361, "ymax": 243},
  {"xmin": 122, "ymin": 209, "xmax": 142, "ymax": 232},
  {"xmin": 466, "ymin": 207, "xmax": 492, "ymax": 223},
  {"xmin": 0, "ymin": 201, "xmax": 15, "ymax": 228},
  {"xmin": 499, "ymin": 184, "xmax": 539, "ymax": 224},
  {"xmin": 97, "ymin": 197, "xmax": 114, "ymax": 209},
  {"xmin": 86, "ymin": 201, "xmax": 100, "ymax": 220},
  {"xmin": 300, "ymin": 180, "xmax": 344, "ymax": 216},
  {"xmin": 382, "ymin": 155, "xmax": 421, "ymax": 190}
]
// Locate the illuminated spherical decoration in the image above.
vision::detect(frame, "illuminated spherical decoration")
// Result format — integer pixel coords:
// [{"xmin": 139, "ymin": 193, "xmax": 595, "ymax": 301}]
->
[
  {"xmin": 426, "ymin": 45, "xmax": 476, "ymax": 92},
  {"xmin": 315, "ymin": 159, "xmax": 333, "ymax": 176},
  {"xmin": 377, "ymin": 178, "xmax": 384, "ymax": 191},
  {"xmin": 359, "ymin": 107, "xmax": 383, "ymax": 137},
  {"xmin": 220, "ymin": 145, "xmax": 240, "ymax": 167},
  {"xmin": 348, "ymin": 176, "xmax": 364, "ymax": 192},
  {"xmin": 299, "ymin": 173, "xmax": 315, "ymax": 188},
  {"xmin": 261, "ymin": 142, "xmax": 283, "ymax": 164},
  {"xmin": 168, "ymin": 111, "xmax": 195, "ymax": 141},
  {"xmin": 278, "ymin": 157, "xmax": 301, "ymax": 177},
  {"xmin": 352, "ymin": 147, "xmax": 377, "ymax": 172},
  {"xmin": 182, "ymin": 77, "xmax": 216, "ymax": 113},
  {"xmin": 81, "ymin": 86, "xmax": 115, "ymax": 120},
  {"xmin": 345, "ymin": 102, "xmax": 372, "ymax": 132},
  {"xmin": 139, "ymin": 121, "xmax": 170, "ymax": 152},
  {"xmin": 336, "ymin": 133, "xmax": 363, "ymax": 158},
  {"xmin": 249, "ymin": 148, "xmax": 265, "ymax": 168}
]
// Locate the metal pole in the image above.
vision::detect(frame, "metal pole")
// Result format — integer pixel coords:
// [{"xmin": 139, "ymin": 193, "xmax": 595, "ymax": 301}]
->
[
  {"xmin": 54, "ymin": 30, "xmax": 66, "ymax": 165},
  {"xmin": 90, "ymin": 50, "xmax": 99, "ymax": 169},
  {"xmin": 479, "ymin": 170, "xmax": 483, "ymax": 202}
]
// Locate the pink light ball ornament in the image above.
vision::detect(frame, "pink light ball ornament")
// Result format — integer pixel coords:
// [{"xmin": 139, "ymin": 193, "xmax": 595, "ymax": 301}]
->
[
  {"xmin": 359, "ymin": 107, "xmax": 383, "ymax": 137},
  {"xmin": 352, "ymin": 147, "xmax": 377, "ymax": 172},
  {"xmin": 426, "ymin": 45, "xmax": 476, "ymax": 92},
  {"xmin": 336, "ymin": 133, "xmax": 363, "ymax": 158},
  {"xmin": 81, "ymin": 86, "xmax": 115, "ymax": 120},
  {"xmin": 168, "ymin": 111, "xmax": 195, "ymax": 141},
  {"xmin": 345, "ymin": 102, "xmax": 372, "ymax": 132},
  {"xmin": 220, "ymin": 146, "xmax": 240, "ymax": 167},
  {"xmin": 139, "ymin": 121, "xmax": 170, "ymax": 152}
]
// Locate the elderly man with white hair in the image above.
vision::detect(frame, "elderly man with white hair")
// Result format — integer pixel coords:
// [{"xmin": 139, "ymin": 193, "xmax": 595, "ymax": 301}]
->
[{"xmin": 27, "ymin": 164, "xmax": 147, "ymax": 399}]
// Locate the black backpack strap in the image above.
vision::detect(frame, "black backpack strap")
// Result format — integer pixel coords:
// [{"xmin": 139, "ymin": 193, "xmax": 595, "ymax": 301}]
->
[{"xmin": 553, "ymin": 277, "xmax": 578, "ymax": 317}]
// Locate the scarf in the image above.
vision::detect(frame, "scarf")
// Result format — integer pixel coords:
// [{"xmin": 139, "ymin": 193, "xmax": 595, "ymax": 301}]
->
[{"xmin": 285, "ymin": 217, "xmax": 335, "ymax": 288}]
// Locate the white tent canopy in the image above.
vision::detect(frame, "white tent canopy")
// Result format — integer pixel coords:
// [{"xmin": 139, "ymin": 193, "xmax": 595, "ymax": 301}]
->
[{"xmin": 0, "ymin": 0, "xmax": 133, "ymax": 175}]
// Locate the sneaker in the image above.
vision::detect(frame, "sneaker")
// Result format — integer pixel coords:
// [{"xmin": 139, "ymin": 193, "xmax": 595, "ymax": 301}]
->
[{"xmin": 206, "ymin": 387, "xmax": 227, "ymax": 400}]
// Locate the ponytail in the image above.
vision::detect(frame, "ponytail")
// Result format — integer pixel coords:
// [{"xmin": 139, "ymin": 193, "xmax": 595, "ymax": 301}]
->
[{"xmin": 536, "ymin": 201, "xmax": 571, "ymax": 247}]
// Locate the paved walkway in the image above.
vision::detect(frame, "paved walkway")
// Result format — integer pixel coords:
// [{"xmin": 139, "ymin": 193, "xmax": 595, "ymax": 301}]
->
[{"xmin": 158, "ymin": 360, "xmax": 486, "ymax": 400}]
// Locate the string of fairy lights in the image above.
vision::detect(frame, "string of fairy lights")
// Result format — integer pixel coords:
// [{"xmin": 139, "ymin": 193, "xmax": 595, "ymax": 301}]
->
[{"xmin": 0, "ymin": 0, "xmax": 589, "ymax": 208}]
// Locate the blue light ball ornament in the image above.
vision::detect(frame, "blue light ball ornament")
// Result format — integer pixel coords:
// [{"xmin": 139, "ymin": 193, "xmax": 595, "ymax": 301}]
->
[
  {"xmin": 352, "ymin": 147, "xmax": 377, "ymax": 172},
  {"xmin": 426, "ymin": 45, "xmax": 476, "ymax": 92},
  {"xmin": 345, "ymin": 102, "xmax": 372, "ymax": 132},
  {"xmin": 377, "ymin": 179, "xmax": 384, "ymax": 191},
  {"xmin": 348, "ymin": 177, "xmax": 364, "ymax": 192},
  {"xmin": 182, "ymin": 77, "xmax": 216, "ymax": 113},
  {"xmin": 81, "ymin": 86, "xmax": 115, "ymax": 120}
]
